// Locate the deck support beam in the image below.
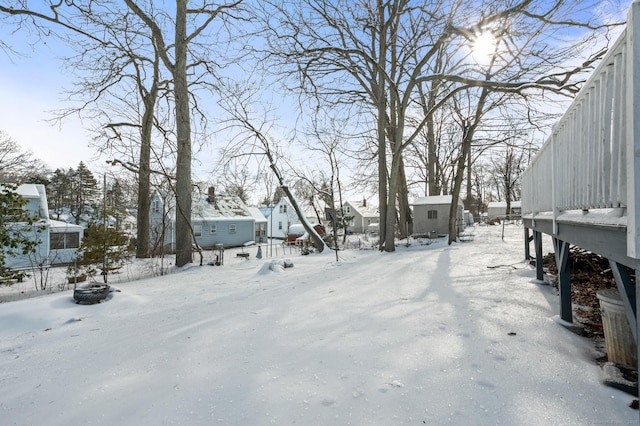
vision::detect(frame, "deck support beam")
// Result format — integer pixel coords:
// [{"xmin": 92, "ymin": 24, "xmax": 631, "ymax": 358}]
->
[
  {"xmin": 553, "ymin": 238, "xmax": 572, "ymax": 323},
  {"xmin": 524, "ymin": 226, "xmax": 544, "ymax": 281},
  {"xmin": 534, "ymin": 231, "xmax": 544, "ymax": 281}
]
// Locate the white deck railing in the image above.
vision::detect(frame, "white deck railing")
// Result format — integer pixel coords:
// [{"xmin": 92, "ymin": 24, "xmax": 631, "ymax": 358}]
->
[{"xmin": 521, "ymin": 1, "xmax": 640, "ymax": 259}]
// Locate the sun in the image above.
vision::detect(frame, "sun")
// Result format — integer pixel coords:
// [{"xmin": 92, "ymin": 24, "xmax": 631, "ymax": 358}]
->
[{"xmin": 471, "ymin": 31, "xmax": 496, "ymax": 64}]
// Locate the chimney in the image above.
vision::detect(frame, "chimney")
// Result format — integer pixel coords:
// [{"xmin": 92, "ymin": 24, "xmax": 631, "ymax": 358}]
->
[
  {"xmin": 362, "ymin": 197, "xmax": 367, "ymax": 207},
  {"xmin": 208, "ymin": 186, "xmax": 215, "ymax": 202}
]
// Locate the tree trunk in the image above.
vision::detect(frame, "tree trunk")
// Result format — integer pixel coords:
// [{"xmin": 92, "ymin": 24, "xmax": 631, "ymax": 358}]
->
[
  {"xmin": 173, "ymin": 0, "xmax": 193, "ymax": 267},
  {"xmin": 448, "ymin": 130, "xmax": 470, "ymax": 244},
  {"xmin": 376, "ymin": 0, "xmax": 388, "ymax": 251},
  {"xmin": 135, "ymin": 53, "xmax": 159, "ymax": 259},
  {"xmin": 384, "ymin": 153, "xmax": 402, "ymax": 251},
  {"xmin": 397, "ymin": 154, "xmax": 412, "ymax": 238}
]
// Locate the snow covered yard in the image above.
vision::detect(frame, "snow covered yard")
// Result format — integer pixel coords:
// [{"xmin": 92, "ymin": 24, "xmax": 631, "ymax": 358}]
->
[{"xmin": 0, "ymin": 224, "xmax": 637, "ymax": 425}]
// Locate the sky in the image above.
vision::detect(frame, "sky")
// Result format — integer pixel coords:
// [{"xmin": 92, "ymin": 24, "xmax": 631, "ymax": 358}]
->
[
  {"xmin": 0, "ymin": 32, "xmax": 96, "ymax": 171},
  {"xmin": 0, "ymin": 1, "xmax": 634, "ymax": 176},
  {"xmin": 0, "ymin": 223, "xmax": 638, "ymax": 425}
]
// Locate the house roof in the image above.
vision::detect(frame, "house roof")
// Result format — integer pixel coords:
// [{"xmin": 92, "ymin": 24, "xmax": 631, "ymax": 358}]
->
[
  {"xmin": 49, "ymin": 219, "xmax": 83, "ymax": 231},
  {"xmin": 191, "ymin": 194, "xmax": 252, "ymax": 220},
  {"xmin": 487, "ymin": 201, "xmax": 522, "ymax": 208},
  {"xmin": 344, "ymin": 200, "xmax": 378, "ymax": 218},
  {"xmin": 15, "ymin": 184, "xmax": 41, "ymax": 199},
  {"xmin": 157, "ymin": 189, "xmax": 253, "ymax": 221},
  {"xmin": 247, "ymin": 207, "xmax": 267, "ymax": 223},
  {"xmin": 258, "ymin": 207, "xmax": 272, "ymax": 218},
  {"xmin": 412, "ymin": 195, "xmax": 464, "ymax": 207}
]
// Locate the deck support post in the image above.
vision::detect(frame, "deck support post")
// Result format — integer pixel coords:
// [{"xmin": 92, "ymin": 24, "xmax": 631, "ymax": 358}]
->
[
  {"xmin": 553, "ymin": 238, "xmax": 572, "ymax": 323},
  {"xmin": 609, "ymin": 260, "xmax": 637, "ymax": 343},
  {"xmin": 534, "ymin": 230, "xmax": 544, "ymax": 281},
  {"xmin": 524, "ymin": 227, "xmax": 532, "ymax": 261}
]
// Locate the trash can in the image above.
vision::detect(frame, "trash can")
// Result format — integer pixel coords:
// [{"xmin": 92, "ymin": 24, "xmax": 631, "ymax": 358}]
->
[{"xmin": 596, "ymin": 288, "xmax": 637, "ymax": 367}]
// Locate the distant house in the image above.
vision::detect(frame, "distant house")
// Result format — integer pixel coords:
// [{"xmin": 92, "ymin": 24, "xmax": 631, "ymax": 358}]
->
[
  {"xmin": 342, "ymin": 200, "xmax": 378, "ymax": 234},
  {"xmin": 412, "ymin": 195, "xmax": 465, "ymax": 237},
  {"xmin": 487, "ymin": 201, "xmax": 522, "ymax": 220},
  {"xmin": 259, "ymin": 198, "xmax": 299, "ymax": 240},
  {"xmin": 149, "ymin": 186, "xmax": 264, "ymax": 252},
  {"xmin": 3, "ymin": 184, "xmax": 83, "ymax": 268}
]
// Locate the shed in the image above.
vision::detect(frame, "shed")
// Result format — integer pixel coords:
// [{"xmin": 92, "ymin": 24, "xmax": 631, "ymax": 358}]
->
[
  {"xmin": 487, "ymin": 200, "xmax": 522, "ymax": 220},
  {"xmin": 412, "ymin": 195, "xmax": 465, "ymax": 237}
]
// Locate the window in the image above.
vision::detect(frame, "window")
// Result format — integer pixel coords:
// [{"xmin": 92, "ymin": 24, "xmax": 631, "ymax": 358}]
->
[
  {"xmin": 50, "ymin": 233, "xmax": 64, "ymax": 250},
  {"xmin": 151, "ymin": 200, "xmax": 160, "ymax": 214},
  {"xmin": 344, "ymin": 206, "xmax": 351, "ymax": 214},
  {"xmin": 229, "ymin": 224, "xmax": 237, "ymax": 234},
  {"xmin": 427, "ymin": 210, "xmax": 438, "ymax": 219},
  {"xmin": 210, "ymin": 225, "xmax": 217, "ymax": 234},
  {"xmin": 194, "ymin": 224, "xmax": 202, "ymax": 237},
  {"xmin": 50, "ymin": 232, "xmax": 80, "ymax": 249},
  {"xmin": 66, "ymin": 232, "xmax": 80, "ymax": 249},
  {"xmin": 280, "ymin": 204, "xmax": 287, "ymax": 213},
  {"xmin": 278, "ymin": 221, "xmax": 283, "ymax": 230}
]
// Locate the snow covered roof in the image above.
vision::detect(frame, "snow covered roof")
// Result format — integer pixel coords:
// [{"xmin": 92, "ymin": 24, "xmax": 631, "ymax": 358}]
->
[
  {"xmin": 344, "ymin": 200, "xmax": 378, "ymax": 217},
  {"xmin": 49, "ymin": 219, "xmax": 83, "ymax": 232},
  {"xmin": 191, "ymin": 194, "xmax": 252, "ymax": 220},
  {"xmin": 247, "ymin": 207, "xmax": 267, "ymax": 223},
  {"xmin": 15, "ymin": 184, "xmax": 40, "ymax": 199},
  {"xmin": 412, "ymin": 195, "xmax": 464, "ymax": 207},
  {"xmin": 159, "ymin": 189, "xmax": 253, "ymax": 221},
  {"xmin": 487, "ymin": 200, "xmax": 522, "ymax": 208}
]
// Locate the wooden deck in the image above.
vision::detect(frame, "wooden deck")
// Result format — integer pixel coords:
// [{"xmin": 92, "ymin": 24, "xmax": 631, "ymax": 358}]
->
[{"xmin": 521, "ymin": 2, "xmax": 640, "ymax": 375}]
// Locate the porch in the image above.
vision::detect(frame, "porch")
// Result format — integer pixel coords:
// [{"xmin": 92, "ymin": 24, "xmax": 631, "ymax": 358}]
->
[{"xmin": 521, "ymin": 2, "xmax": 640, "ymax": 376}]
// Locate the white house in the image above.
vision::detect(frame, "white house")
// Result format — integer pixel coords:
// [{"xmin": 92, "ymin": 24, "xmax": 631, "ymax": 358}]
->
[
  {"xmin": 260, "ymin": 198, "xmax": 299, "ymax": 240},
  {"xmin": 3, "ymin": 184, "xmax": 83, "ymax": 269}
]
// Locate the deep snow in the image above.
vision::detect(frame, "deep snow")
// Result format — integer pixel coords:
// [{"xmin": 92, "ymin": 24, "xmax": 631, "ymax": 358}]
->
[{"xmin": 0, "ymin": 224, "xmax": 638, "ymax": 425}]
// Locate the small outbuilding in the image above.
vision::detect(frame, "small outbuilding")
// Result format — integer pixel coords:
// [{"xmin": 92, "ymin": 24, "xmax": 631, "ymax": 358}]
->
[
  {"xmin": 487, "ymin": 200, "xmax": 522, "ymax": 221},
  {"xmin": 412, "ymin": 195, "xmax": 465, "ymax": 237}
]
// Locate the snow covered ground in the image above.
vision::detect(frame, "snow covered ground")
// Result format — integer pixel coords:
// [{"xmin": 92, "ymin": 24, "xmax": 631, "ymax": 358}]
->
[{"xmin": 1, "ymin": 223, "xmax": 638, "ymax": 425}]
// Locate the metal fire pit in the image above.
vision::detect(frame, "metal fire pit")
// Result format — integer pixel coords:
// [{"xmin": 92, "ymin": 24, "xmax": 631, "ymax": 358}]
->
[{"xmin": 73, "ymin": 284, "xmax": 110, "ymax": 304}]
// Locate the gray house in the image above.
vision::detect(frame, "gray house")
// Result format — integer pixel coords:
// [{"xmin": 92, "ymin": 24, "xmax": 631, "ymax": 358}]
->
[
  {"xmin": 412, "ymin": 195, "xmax": 465, "ymax": 237},
  {"xmin": 150, "ymin": 186, "xmax": 264, "ymax": 252},
  {"xmin": 342, "ymin": 199, "xmax": 378, "ymax": 234}
]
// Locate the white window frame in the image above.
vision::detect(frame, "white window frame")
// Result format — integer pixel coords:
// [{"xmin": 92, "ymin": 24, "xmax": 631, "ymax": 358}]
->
[{"xmin": 229, "ymin": 223, "xmax": 237, "ymax": 234}]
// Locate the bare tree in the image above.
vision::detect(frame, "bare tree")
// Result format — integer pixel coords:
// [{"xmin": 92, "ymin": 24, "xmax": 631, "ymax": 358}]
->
[
  {"xmin": 0, "ymin": 131, "xmax": 48, "ymax": 184},
  {"xmin": 216, "ymin": 81, "xmax": 328, "ymax": 252},
  {"xmin": 255, "ymin": 0, "xmax": 621, "ymax": 249}
]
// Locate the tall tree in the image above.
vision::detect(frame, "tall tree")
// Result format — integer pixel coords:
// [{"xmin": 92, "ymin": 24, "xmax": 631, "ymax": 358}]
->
[
  {"xmin": 257, "ymin": 0, "xmax": 620, "ymax": 249},
  {"xmin": 123, "ymin": 0, "xmax": 243, "ymax": 266},
  {"xmin": 1, "ymin": 1, "xmax": 244, "ymax": 266},
  {"xmin": 70, "ymin": 162, "xmax": 99, "ymax": 225}
]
